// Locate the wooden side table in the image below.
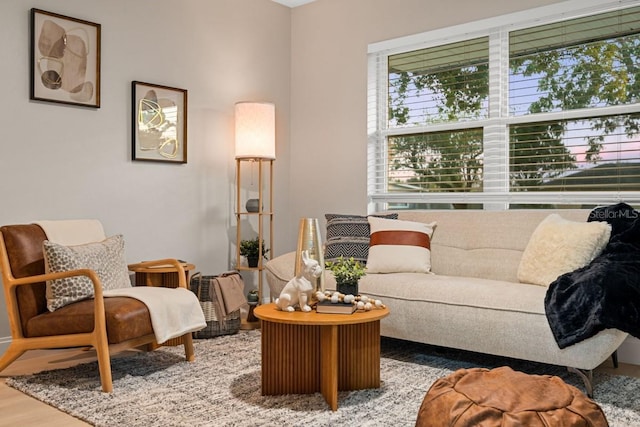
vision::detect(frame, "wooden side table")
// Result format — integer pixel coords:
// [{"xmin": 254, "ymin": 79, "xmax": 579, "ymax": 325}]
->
[
  {"xmin": 129, "ymin": 262, "xmax": 195, "ymax": 346},
  {"xmin": 254, "ymin": 303, "xmax": 390, "ymax": 411},
  {"xmin": 130, "ymin": 262, "xmax": 195, "ymax": 288}
]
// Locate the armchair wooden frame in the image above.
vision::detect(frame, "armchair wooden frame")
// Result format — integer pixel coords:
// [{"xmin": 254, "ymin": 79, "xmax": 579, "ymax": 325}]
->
[{"xmin": 0, "ymin": 230, "xmax": 195, "ymax": 392}]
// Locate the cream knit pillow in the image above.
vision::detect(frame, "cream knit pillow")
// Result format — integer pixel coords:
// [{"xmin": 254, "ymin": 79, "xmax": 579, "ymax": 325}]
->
[{"xmin": 517, "ymin": 214, "xmax": 611, "ymax": 287}]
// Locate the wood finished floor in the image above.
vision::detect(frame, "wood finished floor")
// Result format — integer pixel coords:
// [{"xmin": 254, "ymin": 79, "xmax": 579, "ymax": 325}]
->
[{"xmin": 0, "ymin": 347, "xmax": 638, "ymax": 426}]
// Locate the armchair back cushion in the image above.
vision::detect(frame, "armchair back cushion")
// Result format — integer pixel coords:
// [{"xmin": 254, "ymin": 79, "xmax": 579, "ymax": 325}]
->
[{"xmin": 1, "ymin": 224, "xmax": 48, "ymax": 334}]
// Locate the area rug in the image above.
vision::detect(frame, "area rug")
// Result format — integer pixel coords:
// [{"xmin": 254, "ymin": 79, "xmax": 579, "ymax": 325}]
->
[{"xmin": 6, "ymin": 330, "xmax": 640, "ymax": 426}]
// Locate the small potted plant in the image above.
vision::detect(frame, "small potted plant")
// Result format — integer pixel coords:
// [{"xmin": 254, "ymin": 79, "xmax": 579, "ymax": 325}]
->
[
  {"xmin": 240, "ymin": 237, "xmax": 269, "ymax": 268},
  {"xmin": 325, "ymin": 256, "xmax": 366, "ymax": 296}
]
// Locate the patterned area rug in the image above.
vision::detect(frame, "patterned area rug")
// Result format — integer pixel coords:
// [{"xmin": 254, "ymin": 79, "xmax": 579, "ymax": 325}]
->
[{"xmin": 6, "ymin": 330, "xmax": 640, "ymax": 426}]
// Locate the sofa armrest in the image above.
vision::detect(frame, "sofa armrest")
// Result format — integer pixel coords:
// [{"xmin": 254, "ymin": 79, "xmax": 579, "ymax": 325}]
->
[{"xmin": 264, "ymin": 252, "xmax": 297, "ymax": 298}]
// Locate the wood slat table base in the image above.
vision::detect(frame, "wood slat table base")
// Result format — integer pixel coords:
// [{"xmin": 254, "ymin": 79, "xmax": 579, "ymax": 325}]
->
[{"xmin": 260, "ymin": 318, "xmax": 381, "ymax": 410}]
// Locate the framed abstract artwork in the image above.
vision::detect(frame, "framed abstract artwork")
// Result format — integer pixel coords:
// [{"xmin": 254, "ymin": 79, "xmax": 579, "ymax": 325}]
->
[
  {"xmin": 30, "ymin": 8, "xmax": 101, "ymax": 108},
  {"xmin": 132, "ymin": 81, "xmax": 188, "ymax": 163}
]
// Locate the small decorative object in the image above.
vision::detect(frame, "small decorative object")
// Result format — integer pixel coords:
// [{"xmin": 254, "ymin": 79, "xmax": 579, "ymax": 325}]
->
[
  {"xmin": 246, "ymin": 290, "xmax": 259, "ymax": 323},
  {"xmin": 30, "ymin": 8, "xmax": 101, "ymax": 108},
  {"xmin": 239, "ymin": 237, "xmax": 269, "ymax": 268},
  {"xmin": 295, "ymin": 218, "xmax": 325, "ymax": 297},
  {"xmin": 132, "ymin": 81, "xmax": 187, "ymax": 163},
  {"xmin": 315, "ymin": 299, "xmax": 357, "ymax": 314},
  {"xmin": 315, "ymin": 290, "xmax": 385, "ymax": 312},
  {"xmin": 245, "ymin": 198, "xmax": 260, "ymax": 212},
  {"xmin": 325, "ymin": 255, "xmax": 366, "ymax": 296},
  {"xmin": 275, "ymin": 250, "xmax": 322, "ymax": 312},
  {"xmin": 247, "ymin": 289, "xmax": 259, "ymax": 303}
]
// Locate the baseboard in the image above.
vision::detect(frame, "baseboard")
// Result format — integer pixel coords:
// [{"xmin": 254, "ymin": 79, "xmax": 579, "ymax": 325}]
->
[
  {"xmin": 617, "ymin": 336, "xmax": 640, "ymax": 365},
  {"xmin": 0, "ymin": 335, "xmax": 11, "ymax": 354}
]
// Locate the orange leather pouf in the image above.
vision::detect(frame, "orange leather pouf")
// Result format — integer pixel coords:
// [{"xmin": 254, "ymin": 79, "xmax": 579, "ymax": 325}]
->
[{"xmin": 416, "ymin": 366, "xmax": 608, "ymax": 427}]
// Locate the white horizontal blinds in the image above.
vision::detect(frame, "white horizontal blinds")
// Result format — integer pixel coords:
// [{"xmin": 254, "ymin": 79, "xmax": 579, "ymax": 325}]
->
[
  {"xmin": 508, "ymin": 7, "xmax": 640, "ymax": 196},
  {"xmin": 387, "ymin": 129, "xmax": 483, "ymax": 193},
  {"xmin": 368, "ymin": 0, "xmax": 640, "ymax": 211},
  {"xmin": 387, "ymin": 37, "xmax": 489, "ymax": 127},
  {"xmin": 383, "ymin": 38, "xmax": 488, "ymax": 202},
  {"xmin": 509, "ymin": 6, "xmax": 640, "ymax": 116},
  {"xmin": 510, "ymin": 114, "xmax": 640, "ymax": 192}
]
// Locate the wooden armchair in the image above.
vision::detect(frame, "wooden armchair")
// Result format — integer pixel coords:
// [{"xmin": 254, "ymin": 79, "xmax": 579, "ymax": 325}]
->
[{"xmin": 0, "ymin": 222, "xmax": 195, "ymax": 392}]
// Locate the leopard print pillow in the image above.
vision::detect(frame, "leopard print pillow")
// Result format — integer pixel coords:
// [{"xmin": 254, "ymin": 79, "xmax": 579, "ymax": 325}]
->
[{"xmin": 44, "ymin": 234, "xmax": 131, "ymax": 311}]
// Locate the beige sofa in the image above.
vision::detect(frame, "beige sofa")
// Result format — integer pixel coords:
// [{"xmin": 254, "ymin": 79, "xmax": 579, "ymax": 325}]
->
[{"xmin": 265, "ymin": 209, "xmax": 629, "ymax": 396}]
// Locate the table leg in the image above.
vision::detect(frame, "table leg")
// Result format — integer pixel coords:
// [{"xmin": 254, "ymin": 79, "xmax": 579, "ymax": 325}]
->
[{"xmin": 320, "ymin": 324, "xmax": 339, "ymax": 411}]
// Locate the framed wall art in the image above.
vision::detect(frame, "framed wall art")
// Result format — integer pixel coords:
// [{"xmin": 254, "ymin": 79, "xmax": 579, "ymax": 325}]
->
[
  {"xmin": 132, "ymin": 81, "xmax": 188, "ymax": 163},
  {"xmin": 30, "ymin": 8, "xmax": 101, "ymax": 108}
]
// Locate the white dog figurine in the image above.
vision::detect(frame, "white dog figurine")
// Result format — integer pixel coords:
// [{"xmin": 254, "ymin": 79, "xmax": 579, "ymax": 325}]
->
[{"xmin": 275, "ymin": 250, "xmax": 323, "ymax": 312}]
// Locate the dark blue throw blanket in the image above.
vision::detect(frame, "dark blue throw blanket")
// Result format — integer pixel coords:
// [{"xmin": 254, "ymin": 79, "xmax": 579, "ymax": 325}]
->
[{"xmin": 544, "ymin": 203, "xmax": 640, "ymax": 348}]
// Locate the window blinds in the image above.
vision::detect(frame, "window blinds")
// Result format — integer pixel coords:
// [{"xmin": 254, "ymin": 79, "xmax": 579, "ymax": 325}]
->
[{"xmin": 368, "ymin": 1, "xmax": 640, "ymax": 210}]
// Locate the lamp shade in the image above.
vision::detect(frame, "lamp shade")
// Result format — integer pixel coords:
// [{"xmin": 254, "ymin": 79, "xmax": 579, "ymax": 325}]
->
[{"xmin": 234, "ymin": 102, "xmax": 276, "ymax": 159}]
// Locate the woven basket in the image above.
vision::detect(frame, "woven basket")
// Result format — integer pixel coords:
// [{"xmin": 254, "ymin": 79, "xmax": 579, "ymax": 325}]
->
[{"xmin": 190, "ymin": 273, "xmax": 241, "ymax": 338}]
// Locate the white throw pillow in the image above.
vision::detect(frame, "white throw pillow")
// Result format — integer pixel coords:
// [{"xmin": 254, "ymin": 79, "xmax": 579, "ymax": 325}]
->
[
  {"xmin": 44, "ymin": 234, "xmax": 132, "ymax": 311},
  {"xmin": 366, "ymin": 216, "xmax": 437, "ymax": 273},
  {"xmin": 517, "ymin": 214, "xmax": 611, "ymax": 287}
]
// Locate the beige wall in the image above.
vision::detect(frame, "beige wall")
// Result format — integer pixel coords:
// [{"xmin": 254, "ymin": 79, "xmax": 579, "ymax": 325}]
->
[
  {"xmin": 284, "ymin": 0, "xmax": 566, "ymax": 253},
  {"xmin": 0, "ymin": 0, "xmax": 291, "ymax": 348}
]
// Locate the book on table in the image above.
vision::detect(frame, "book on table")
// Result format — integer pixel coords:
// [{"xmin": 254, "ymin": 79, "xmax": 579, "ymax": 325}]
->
[{"xmin": 315, "ymin": 301, "xmax": 357, "ymax": 314}]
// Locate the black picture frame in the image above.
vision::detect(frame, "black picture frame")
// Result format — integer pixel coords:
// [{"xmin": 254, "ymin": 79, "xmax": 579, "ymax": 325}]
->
[
  {"xmin": 30, "ymin": 8, "xmax": 101, "ymax": 108},
  {"xmin": 132, "ymin": 81, "xmax": 188, "ymax": 163}
]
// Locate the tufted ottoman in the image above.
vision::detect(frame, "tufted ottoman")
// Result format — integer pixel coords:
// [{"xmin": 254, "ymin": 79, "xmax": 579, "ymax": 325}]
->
[{"xmin": 416, "ymin": 366, "xmax": 608, "ymax": 426}]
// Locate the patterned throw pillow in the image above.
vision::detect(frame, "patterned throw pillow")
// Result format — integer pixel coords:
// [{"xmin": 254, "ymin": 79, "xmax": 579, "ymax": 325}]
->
[
  {"xmin": 44, "ymin": 234, "xmax": 132, "ymax": 311},
  {"xmin": 324, "ymin": 213, "xmax": 398, "ymax": 264},
  {"xmin": 366, "ymin": 216, "xmax": 437, "ymax": 273}
]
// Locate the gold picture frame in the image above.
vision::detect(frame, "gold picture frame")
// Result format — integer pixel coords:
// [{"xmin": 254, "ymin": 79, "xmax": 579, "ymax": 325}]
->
[
  {"xmin": 132, "ymin": 81, "xmax": 188, "ymax": 163},
  {"xmin": 30, "ymin": 8, "xmax": 101, "ymax": 108}
]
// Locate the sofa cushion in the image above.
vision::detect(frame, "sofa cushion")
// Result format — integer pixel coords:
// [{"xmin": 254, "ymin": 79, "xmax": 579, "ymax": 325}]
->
[
  {"xmin": 360, "ymin": 271, "xmax": 546, "ymax": 314},
  {"xmin": 357, "ymin": 270, "xmax": 627, "ymax": 369},
  {"xmin": 396, "ymin": 210, "xmax": 591, "ymax": 282},
  {"xmin": 517, "ymin": 214, "xmax": 611, "ymax": 287},
  {"xmin": 366, "ymin": 217, "xmax": 436, "ymax": 273},
  {"xmin": 324, "ymin": 213, "xmax": 398, "ymax": 264},
  {"xmin": 44, "ymin": 235, "xmax": 132, "ymax": 311}
]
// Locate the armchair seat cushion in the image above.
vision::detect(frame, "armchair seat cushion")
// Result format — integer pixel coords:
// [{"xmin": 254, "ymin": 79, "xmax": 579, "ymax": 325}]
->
[{"xmin": 25, "ymin": 297, "xmax": 154, "ymax": 344}]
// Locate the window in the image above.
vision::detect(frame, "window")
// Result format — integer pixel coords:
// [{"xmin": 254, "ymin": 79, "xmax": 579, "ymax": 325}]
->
[{"xmin": 368, "ymin": 0, "xmax": 640, "ymax": 211}]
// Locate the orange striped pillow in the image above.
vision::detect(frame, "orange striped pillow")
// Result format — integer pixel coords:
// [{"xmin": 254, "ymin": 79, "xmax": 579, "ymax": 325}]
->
[{"xmin": 366, "ymin": 217, "xmax": 437, "ymax": 273}]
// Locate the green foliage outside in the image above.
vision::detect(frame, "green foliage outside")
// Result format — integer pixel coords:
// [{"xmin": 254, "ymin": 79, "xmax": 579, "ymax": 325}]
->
[{"xmin": 388, "ymin": 29, "xmax": 640, "ymax": 191}]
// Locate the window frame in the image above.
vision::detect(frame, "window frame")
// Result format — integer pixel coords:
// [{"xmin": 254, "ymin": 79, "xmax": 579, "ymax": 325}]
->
[{"xmin": 367, "ymin": 0, "xmax": 640, "ymax": 212}]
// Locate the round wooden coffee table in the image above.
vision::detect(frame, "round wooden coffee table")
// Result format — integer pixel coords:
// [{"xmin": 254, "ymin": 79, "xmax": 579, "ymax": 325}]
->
[{"xmin": 254, "ymin": 303, "xmax": 390, "ymax": 411}]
